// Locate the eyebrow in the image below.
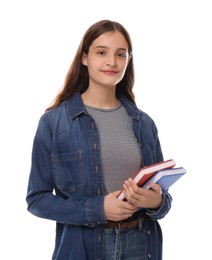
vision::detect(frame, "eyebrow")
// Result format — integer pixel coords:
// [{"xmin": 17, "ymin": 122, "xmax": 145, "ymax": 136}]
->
[{"xmin": 94, "ymin": 45, "xmax": 127, "ymax": 52}]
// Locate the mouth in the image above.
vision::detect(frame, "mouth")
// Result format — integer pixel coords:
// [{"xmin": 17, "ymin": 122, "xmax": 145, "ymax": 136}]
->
[{"xmin": 101, "ymin": 70, "xmax": 118, "ymax": 75}]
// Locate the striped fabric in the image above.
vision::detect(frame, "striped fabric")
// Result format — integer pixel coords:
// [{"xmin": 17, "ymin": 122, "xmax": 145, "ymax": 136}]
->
[{"xmin": 85, "ymin": 102, "xmax": 142, "ymax": 193}]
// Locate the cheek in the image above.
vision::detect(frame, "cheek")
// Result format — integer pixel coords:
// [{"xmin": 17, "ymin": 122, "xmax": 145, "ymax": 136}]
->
[
  {"xmin": 120, "ymin": 62, "xmax": 128, "ymax": 75},
  {"xmin": 88, "ymin": 60, "xmax": 104, "ymax": 78},
  {"xmin": 87, "ymin": 57, "xmax": 100, "ymax": 69},
  {"xmin": 86, "ymin": 62, "xmax": 99, "ymax": 80},
  {"xmin": 119, "ymin": 58, "xmax": 129, "ymax": 69}
]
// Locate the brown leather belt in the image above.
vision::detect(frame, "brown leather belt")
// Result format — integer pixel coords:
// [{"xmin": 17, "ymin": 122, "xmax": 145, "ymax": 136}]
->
[{"xmin": 105, "ymin": 216, "xmax": 145, "ymax": 229}]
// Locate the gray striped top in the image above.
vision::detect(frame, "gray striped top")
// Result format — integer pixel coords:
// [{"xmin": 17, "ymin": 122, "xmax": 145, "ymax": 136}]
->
[{"xmin": 85, "ymin": 102, "xmax": 142, "ymax": 194}]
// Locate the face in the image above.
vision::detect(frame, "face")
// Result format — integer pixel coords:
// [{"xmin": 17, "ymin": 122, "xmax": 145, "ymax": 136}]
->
[{"xmin": 82, "ymin": 31, "xmax": 130, "ymax": 89}]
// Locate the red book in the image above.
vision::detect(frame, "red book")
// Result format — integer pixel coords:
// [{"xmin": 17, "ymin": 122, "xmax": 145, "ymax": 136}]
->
[{"xmin": 117, "ymin": 159, "xmax": 176, "ymax": 201}]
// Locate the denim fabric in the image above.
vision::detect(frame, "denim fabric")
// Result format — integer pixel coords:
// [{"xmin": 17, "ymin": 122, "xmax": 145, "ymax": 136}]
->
[
  {"xmin": 105, "ymin": 223, "xmax": 146, "ymax": 260},
  {"xmin": 26, "ymin": 92, "xmax": 172, "ymax": 260}
]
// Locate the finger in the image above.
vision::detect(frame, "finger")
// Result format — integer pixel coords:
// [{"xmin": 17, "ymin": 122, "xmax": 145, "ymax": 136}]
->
[
  {"xmin": 124, "ymin": 179, "xmax": 139, "ymax": 193},
  {"xmin": 126, "ymin": 179, "xmax": 145, "ymax": 196},
  {"xmin": 123, "ymin": 183, "xmax": 135, "ymax": 198},
  {"xmin": 123, "ymin": 185, "xmax": 141, "ymax": 207},
  {"xmin": 122, "ymin": 204, "xmax": 138, "ymax": 213},
  {"xmin": 128, "ymin": 178, "xmax": 136, "ymax": 185},
  {"xmin": 149, "ymin": 182, "xmax": 162, "ymax": 194},
  {"xmin": 113, "ymin": 190, "xmax": 122, "ymax": 197}
]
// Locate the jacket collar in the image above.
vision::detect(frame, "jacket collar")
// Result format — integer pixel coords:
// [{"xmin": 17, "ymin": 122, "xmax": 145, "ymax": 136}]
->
[
  {"xmin": 67, "ymin": 92, "xmax": 87, "ymax": 119},
  {"xmin": 119, "ymin": 95, "xmax": 141, "ymax": 120},
  {"xmin": 67, "ymin": 92, "xmax": 141, "ymax": 120}
]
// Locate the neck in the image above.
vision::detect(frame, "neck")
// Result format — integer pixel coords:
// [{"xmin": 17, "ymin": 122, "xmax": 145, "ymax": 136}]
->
[{"xmin": 81, "ymin": 87, "xmax": 119, "ymax": 109}]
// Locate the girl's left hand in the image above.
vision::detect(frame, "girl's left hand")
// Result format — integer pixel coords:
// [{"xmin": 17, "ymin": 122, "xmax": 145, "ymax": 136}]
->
[{"xmin": 123, "ymin": 178, "xmax": 163, "ymax": 209}]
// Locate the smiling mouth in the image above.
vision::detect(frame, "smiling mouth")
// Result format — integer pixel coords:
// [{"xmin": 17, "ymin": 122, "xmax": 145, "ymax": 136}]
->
[{"xmin": 101, "ymin": 70, "xmax": 118, "ymax": 75}]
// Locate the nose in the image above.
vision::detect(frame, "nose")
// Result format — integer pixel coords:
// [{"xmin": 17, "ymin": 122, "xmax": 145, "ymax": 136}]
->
[{"xmin": 106, "ymin": 54, "xmax": 116, "ymax": 67}]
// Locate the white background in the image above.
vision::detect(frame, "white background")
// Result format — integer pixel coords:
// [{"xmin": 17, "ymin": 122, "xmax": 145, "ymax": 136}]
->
[{"xmin": 1, "ymin": 0, "xmax": 212, "ymax": 259}]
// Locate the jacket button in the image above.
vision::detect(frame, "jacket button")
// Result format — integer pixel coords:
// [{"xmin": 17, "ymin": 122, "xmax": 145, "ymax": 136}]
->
[
  {"xmin": 91, "ymin": 122, "xmax": 96, "ymax": 129},
  {"xmin": 98, "ymin": 235, "xmax": 101, "ymax": 242}
]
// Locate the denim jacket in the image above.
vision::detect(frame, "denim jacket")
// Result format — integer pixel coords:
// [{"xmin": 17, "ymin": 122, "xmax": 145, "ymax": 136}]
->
[{"xmin": 26, "ymin": 92, "xmax": 172, "ymax": 260}]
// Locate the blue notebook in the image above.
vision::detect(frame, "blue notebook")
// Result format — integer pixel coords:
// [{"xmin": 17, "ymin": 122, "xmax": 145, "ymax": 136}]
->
[{"xmin": 142, "ymin": 167, "xmax": 186, "ymax": 191}]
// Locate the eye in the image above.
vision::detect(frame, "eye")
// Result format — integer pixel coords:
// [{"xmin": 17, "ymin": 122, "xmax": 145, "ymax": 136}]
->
[
  {"xmin": 117, "ymin": 52, "xmax": 127, "ymax": 58},
  {"xmin": 117, "ymin": 50, "xmax": 128, "ymax": 59},
  {"xmin": 97, "ymin": 51, "xmax": 106, "ymax": 56}
]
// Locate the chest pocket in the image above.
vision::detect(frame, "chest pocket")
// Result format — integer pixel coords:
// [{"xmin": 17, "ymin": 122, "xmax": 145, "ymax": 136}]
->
[{"xmin": 52, "ymin": 151, "xmax": 86, "ymax": 193}]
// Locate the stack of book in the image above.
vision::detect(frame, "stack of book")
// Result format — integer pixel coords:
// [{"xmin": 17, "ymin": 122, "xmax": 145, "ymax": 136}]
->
[{"xmin": 117, "ymin": 159, "xmax": 186, "ymax": 201}]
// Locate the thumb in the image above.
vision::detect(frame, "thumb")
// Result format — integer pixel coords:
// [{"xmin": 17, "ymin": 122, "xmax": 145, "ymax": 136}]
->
[{"xmin": 112, "ymin": 190, "xmax": 122, "ymax": 198}]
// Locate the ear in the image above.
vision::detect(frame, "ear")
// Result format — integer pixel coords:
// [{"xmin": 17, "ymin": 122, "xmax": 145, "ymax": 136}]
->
[
  {"xmin": 127, "ymin": 54, "xmax": 132, "ymax": 65},
  {"xmin": 81, "ymin": 52, "xmax": 88, "ymax": 66}
]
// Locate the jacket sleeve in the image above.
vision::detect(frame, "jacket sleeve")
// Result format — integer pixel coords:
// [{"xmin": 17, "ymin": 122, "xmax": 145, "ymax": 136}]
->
[
  {"xmin": 26, "ymin": 114, "xmax": 106, "ymax": 227},
  {"xmin": 146, "ymin": 191, "xmax": 172, "ymax": 220},
  {"xmin": 144, "ymin": 115, "xmax": 173, "ymax": 220}
]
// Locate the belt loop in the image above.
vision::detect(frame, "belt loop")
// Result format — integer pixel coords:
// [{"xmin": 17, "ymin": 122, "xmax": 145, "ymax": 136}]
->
[
  {"xmin": 138, "ymin": 217, "xmax": 143, "ymax": 231},
  {"xmin": 118, "ymin": 222, "xmax": 121, "ymax": 229}
]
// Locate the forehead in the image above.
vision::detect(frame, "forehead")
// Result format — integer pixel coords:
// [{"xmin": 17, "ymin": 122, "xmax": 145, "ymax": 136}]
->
[{"xmin": 90, "ymin": 31, "xmax": 129, "ymax": 50}]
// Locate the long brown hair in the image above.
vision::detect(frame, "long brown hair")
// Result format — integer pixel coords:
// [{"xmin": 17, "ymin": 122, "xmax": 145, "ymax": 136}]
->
[{"xmin": 46, "ymin": 20, "xmax": 135, "ymax": 111}]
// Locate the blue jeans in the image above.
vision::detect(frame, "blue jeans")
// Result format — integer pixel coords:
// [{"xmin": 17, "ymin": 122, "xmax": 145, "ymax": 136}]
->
[{"xmin": 104, "ymin": 224, "xmax": 146, "ymax": 260}]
